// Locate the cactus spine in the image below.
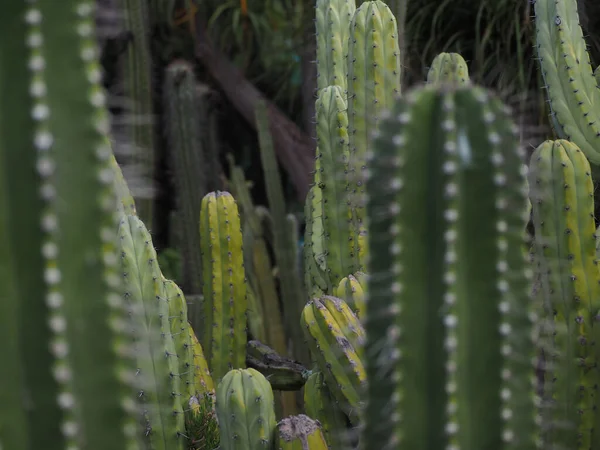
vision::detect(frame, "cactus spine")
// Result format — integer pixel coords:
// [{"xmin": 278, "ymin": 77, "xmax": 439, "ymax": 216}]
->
[
  {"xmin": 276, "ymin": 415, "xmax": 329, "ymax": 450},
  {"xmin": 364, "ymin": 84, "xmax": 537, "ymax": 449},
  {"xmin": 528, "ymin": 139, "xmax": 600, "ymax": 448},
  {"xmin": 215, "ymin": 368, "xmax": 277, "ymax": 450},
  {"xmin": 200, "ymin": 191, "xmax": 248, "ymax": 382}
]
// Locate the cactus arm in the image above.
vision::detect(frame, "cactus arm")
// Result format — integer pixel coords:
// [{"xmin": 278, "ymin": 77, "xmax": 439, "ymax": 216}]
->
[
  {"xmin": 529, "ymin": 140, "xmax": 600, "ymax": 447},
  {"xmin": 303, "ymin": 186, "xmax": 329, "ymax": 297},
  {"xmin": 189, "ymin": 326, "xmax": 215, "ymax": 397},
  {"xmin": 276, "ymin": 415, "xmax": 329, "ymax": 450},
  {"xmin": 365, "ymin": 85, "xmax": 537, "ymax": 449},
  {"xmin": 534, "ymin": 0, "xmax": 600, "ymax": 164},
  {"xmin": 315, "ymin": 0, "xmax": 356, "ymax": 91}
]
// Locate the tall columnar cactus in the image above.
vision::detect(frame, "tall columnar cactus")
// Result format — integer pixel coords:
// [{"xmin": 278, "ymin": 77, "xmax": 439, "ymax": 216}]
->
[
  {"xmin": 364, "ymin": 84, "xmax": 537, "ymax": 449},
  {"xmin": 200, "ymin": 191, "xmax": 248, "ymax": 382},
  {"xmin": 315, "ymin": 0, "xmax": 356, "ymax": 92},
  {"xmin": 118, "ymin": 215, "xmax": 185, "ymax": 448},
  {"xmin": 346, "ymin": 0, "xmax": 401, "ymax": 220},
  {"xmin": 215, "ymin": 368, "xmax": 277, "ymax": 450},
  {"xmin": 533, "ymin": 0, "xmax": 600, "ymax": 165},
  {"xmin": 315, "ymin": 85, "xmax": 362, "ymax": 287},
  {"xmin": 301, "ymin": 297, "xmax": 366, "ymax": 425},
  {"xmin": 0, "ymin": 2, "xmax": 137, "ymax": 448},
  {"xmin": 276, "ymin": 415, "xmax": 329, "ymax": 450},
  {"xmin": 117, "ymin": 0, "xmax": 157, "ymax": 226},
  {"xmin": 426, "ymin": 52, "xmax": 470, "ymax": 85},
  {"xmin": 528, "ymin": 139, "xmax": 600, "ymax": 448},
  {"xmin": 164, "ymin": 60, "xmax": 206, "ymax": 296}
]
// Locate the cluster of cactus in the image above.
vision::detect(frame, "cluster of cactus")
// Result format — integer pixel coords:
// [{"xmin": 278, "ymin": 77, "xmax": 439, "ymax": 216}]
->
[{"xmin": 6, "ymin": 0, "xmax": 600, "ymax": 450}]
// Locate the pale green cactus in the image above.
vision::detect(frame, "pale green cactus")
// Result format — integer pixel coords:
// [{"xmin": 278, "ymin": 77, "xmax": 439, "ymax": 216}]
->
[
  {"xmin": 426, "ymin": 52, "xmax": 470, "ymax": 85},
  {"xmin": 276, "ymin": 415, "xmax": 329, "ymax": 450}
]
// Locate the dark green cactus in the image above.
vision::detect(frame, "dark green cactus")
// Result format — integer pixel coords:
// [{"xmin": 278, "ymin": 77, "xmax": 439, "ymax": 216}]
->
[
  {"xmin": 365, "ymin": 84, "xmax": 537, "ymax": 449},
  {"xmin": 528, "ymin": 139, "xmax": 600, "ymax": 448},
  {"xmin": 276, "ymin": 415, "xmax": 329, "ymax": 450},
  {"xmin": 200, "ymin": 191, "xmax": 248, "ymax": 382},
  {"xmin": 426, "ymin": 52, "xmax": 470, "ymax": 85},
  {"xmin": 0, "ymin": 2, "xmax": 138, "ymax": 448},
  {"xmin": 215, "ymin": 368, "xmax": 277, "ymax": 450},
  {"xmin": 303, "ymin": 187, "xmax": 330, "ymax": 299},
  {"xmin": 164, "ymin": 60, "xmax": 206, "ymax": 296}
]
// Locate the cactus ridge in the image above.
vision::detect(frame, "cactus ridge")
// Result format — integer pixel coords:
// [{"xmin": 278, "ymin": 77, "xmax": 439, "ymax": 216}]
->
[
  {"xmin": 215, "ymin": 368, "xmax": 277, "ymax": 450},
  {"xmin": 365, "ymin": 84, "xmax": 537, "ymax": 450},
  {"xmin": 118, "ymin": 214, "xmax": 185, "ymax": 448},
  {"xmin": 529, "ymin": 139, "xmax": 600, "ymax": 448},
  {"xmin": 533, "ymin": 0, "xmax": 600, "ymax": 164},
  {"xmin": 200, "ymin": 191, "xmax": 248, "ymax": 382}
]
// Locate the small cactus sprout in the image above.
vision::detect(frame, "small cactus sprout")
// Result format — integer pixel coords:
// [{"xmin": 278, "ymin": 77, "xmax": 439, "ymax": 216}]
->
[
  {"xmin": 365, "ymin": 84, "xmax": 537, "ymax": 449},
  {"xmin": 215, "ymin": 368, "xmax": 277, "ymax": 450},
  {"xmin": 426, "ymin": 52, "xmax": 470, "ymax": 85}
]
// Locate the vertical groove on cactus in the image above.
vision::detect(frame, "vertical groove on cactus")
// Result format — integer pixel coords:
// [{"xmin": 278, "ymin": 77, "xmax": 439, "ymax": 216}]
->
[
  {"xmin": 365, "ymin": 84, "xmax": 537, "ymax": 449},
  {"xmin": 200, "ymin": 191, "xmax": 247, "ymax": 382},
  {"xmin": 529, "ymin": 139, "xmax": 600, "ymax": 448},
  {"xmin": 533, "ymin": 0, "xmax": 600, "ymax": 164}
]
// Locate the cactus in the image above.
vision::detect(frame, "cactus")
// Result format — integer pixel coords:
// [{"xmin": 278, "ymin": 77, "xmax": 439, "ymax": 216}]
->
[
  {"xmin": 276, "ymin": 415, "xmax": 329, "ymax": 450},
  {"xmin": 346, "ymin": 0, "xmax": 401, "ymax": 220},
  {"xmin": 301, "ymin": 297, "xmax": 366, "ymax": 425},
  {"xmin": 528, "ymin": 139, "xmax": 600, "ymax": 448},
  {"xmin": 118, "ymin": 214, "xmax": 185, "ymax": 448},
  {"xmin": 116, "ymin": 0, "xmax": 157, "ymax": 226},
  {"xmin": 246, "ymin": 340, "xmax": 309, "ymax": 391},
  {"xmin": 315, "ymin": 0, "xmax": 356, "ymax": 91},
  {"xmin": 0, "ymin": 2, "xmax": 138, "ymax": 448},
  {"xmin": 200, "ymin": 191, "xmax": 248, "ymax": 382},
  {"xmin": 334, "ymin": 274, "xmax": 366, "ymax": 319},
  {"xmin": 164, "ymin": 60, "xmax": 206, "ymax": 295},
  {"xmin": 426, "ymin": 52, "xmax": 470, "ymax": 85},
  {"xmin": 315, "ymin": 85, "xmax": 362, "ymax": 287},
  {"xmin": 304, "ymin": 186, "xmax": 330, "ymax": 298},
  {"xmin": 533, "ymin": 0, "xmax": 600, "ymax": 165},
  {"xmin": 303, "ymin": 372, "xmax": 349, "ymax": 450},
  {"xmin": 189, "ymin": 325, "xmax": 215, "ymax": 398},
  {"xmin": 364, "ymin": 84, "xmax": 537, "ymax": 449},
  {"xmin": 215, "ymin": 368, "xmax": 277, "ymax": 450}
]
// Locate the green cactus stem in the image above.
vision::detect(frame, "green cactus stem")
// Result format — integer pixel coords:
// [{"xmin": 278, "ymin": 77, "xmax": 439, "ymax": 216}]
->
[
  {"xmin": 0, "ymin": 2, "xmax": 138, "ymax": 448},
  {"xmin": 528, "ymin": 139, "xmax": 600, "ymax": 448},
  {"xmin": 119, "ymin": 215, "xmax": 185, "ymax": 448},
  {"xmin": 189, "ymin": 326, "xmax": 215, "ymax": 398},
  {"xmin": 315, "ymin": 0, "xmax": 356, "ymax": 91},
  {"xmin": 276, "ymin": 415, "xmax": 329, "ymax": 450},
  {"xmin": 365, "ymin": 84, "xmax": 537, "ymax": 449},
  {"xmin": 533, "ymin": 0, "xmax": 600, "ymax": 165},
  {"xmin": 334, "ymin": 274, "xmax": 366, "ymax": 319},
  {"xmin": 346, "ymin": 0, "xmax": 401, "ymax": 221},
  {"xmin": 215, "ymin": 368, "xmax": 277, "ymax": 450},
  {"xmin": 303, "ymin": 372, "xmax": 349, "ymax": 450},
  {"xmin": 200, "ymin": 191, "xmax": 248, "ymax": 382},
  {"xmin": 303, "ymin": 186, "xmax": 329, "ymax": 298},
  {"xmin": 164, "ymin": 60, "xmax": 206, "ymax": 296},
  {"xmin": 426, "ymin": 52, "xmax": 470, "ymax": 85}
]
